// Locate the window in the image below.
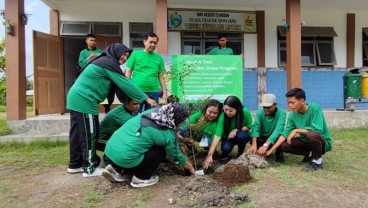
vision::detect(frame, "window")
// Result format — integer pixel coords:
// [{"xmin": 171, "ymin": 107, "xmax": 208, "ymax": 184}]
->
[
  {"xmin": 61, "ymin": 22, "xmax": 91, "ymax": 36},
  {"xmin": 93, "ymin": 22, "xmax": 121, "ymax": 37},
  {"xmin": 277, "ymin": 26, "xmax": 337, "ymax": 67},
  {"xmin": 129, "ymin": 23, "xmax": 153, "ymax": 50},
  {"xmin": 60, "ymin": 21, "xmax": 122, "ymax": 37},
  {"xmin": 362, "ymin": 28, "xmax": 368, "ymax": 66},
  {"xmin": 181, "ymin": 32, "xmax": 243, "ymax": 55}
]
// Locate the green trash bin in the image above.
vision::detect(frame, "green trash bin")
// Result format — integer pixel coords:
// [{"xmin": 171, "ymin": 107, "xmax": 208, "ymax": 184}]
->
[{"xmin": 344, "ymin": 69, "xmax": 361, "ymax": 99}]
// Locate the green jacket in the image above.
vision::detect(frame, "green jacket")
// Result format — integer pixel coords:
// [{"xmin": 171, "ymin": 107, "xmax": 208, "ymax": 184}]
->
[
  {"xmin": 67, "ymin": 64, "xmax": 147, "ymax": 115},
  {"xmin": 78, "ymin": 48, "xmax": 103, "ymax": 68},
  {"xmin": 98, "ymin": 105, "xmax": 134, "ymax": 144},
  {"xmin": 251, "ymin": 108, "xmax": 286, "ymax": 144},
  {"xmin": 105, "ymin": 113, "xmax": 188, "ymax": 168},
  {"xmin": 215, "ymin": 107, "xmax": 252, "ymax": 137}
]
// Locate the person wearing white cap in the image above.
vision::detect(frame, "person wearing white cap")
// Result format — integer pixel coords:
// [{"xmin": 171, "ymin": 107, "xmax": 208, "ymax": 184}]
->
[{"xmin": 246, "ymin": 94, "xmax": 286, "ymax": 162}]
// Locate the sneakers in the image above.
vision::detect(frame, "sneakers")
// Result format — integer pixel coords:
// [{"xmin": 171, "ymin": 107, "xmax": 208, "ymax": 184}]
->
[
  {"xmin": 67, "ymin": 167, "xmax": 84, "ymax": 174},
  {"xmin": 304, "ymin": 162, "xmax": 323, "ymax": 171},
  {"xmin": 83, "ymin": 167, "xmax": 103, "ymax": 178},
  {"xmin": 102, "ymin": 164, "xmax": 125, "ymax": 183},
  {"xmin": 130, "ymin": 175, "xmax": 159, "ymax": 188},
  {"xmin": 301, "ymin": 155, "xmax": 313, "ymax": 164}
]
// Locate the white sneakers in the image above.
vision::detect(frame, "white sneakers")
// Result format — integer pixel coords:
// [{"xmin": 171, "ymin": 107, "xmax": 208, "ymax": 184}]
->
[
  {"xmin": 102, "ymin": 164, "xmax": 125, "ymax": 183},
  {"xmin": 67, "ymin": 167, "xmax": 84, "ymax": 174},
  {"xmin": 130, "ymin": 175, "xmax": 159, "ymax": 188},
  {"xmin": 82, "ymin": 167, "xmax": 103, "ymax": 178}
]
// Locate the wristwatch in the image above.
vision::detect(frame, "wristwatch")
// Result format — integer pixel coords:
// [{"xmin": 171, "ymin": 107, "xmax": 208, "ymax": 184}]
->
[{"xmin": 263, "ymin": 143, "xmax": 269, "ymax": 147}]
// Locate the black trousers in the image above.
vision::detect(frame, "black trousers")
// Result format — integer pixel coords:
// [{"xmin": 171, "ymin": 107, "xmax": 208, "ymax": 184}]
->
[
  {"xmin": 69, "ymin": 110, "xmax": 100, "ymax": 173},
  {"xmin": 104, "ymin": 146, "xmax": 166, "ymax": 180},
  {"xmin": 281, "ymin": 131, "xmax": 326, "ymax": 159},
  {"xmin": 253, "ymin": 135, "xmax": 283, "ymax": 157}
]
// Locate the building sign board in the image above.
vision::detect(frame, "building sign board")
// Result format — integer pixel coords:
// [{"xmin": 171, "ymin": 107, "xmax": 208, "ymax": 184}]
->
[{"xmin": 168, "ymin": 9, "xmax": 256, "ymax": 33}]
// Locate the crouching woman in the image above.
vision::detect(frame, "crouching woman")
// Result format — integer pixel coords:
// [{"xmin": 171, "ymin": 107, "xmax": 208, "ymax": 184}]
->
[{"xmin": 102, "ymin": 103, "xmax": 196, "ymax": 188}]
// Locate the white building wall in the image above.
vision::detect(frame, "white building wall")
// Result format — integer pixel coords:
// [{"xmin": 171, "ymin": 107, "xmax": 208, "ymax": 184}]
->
[
  {"xmin": 244, "ymin": 34, "xmax": 257, "ymax": 68},
  {"xmin": 54, "ymin": 1, "xmax": 368, "ymax": 69},
  {"xmin": 168, "ymin": 32, "xmax": 181, "ymax": 55},
  {"xmin": 301, "ymin": 8, "xmax": 347, "ymax": 68},
  {"xmin": 56, "ymin": 1, "xmax": 156, "ymax": 46}
]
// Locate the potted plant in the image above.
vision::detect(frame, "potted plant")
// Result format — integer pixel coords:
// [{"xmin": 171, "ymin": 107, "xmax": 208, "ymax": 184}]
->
[{"xmin": 3, "ymin": 19, "xmax": 14, "ymax": 35}]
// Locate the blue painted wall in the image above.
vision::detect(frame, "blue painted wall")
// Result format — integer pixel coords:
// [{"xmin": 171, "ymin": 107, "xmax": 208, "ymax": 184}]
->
[
  {"xmin": 243, "ymin": 69, "xmax": 368, "ymax": 110},
  {"xmin": 243, "ymin": 71, "xmax": 258, "ymax": 110}
]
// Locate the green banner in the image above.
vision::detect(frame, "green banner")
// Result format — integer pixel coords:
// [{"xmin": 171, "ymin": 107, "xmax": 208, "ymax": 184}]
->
[{"xmin": 171, "ymin": 55, "xmax": 243, "ymax": 102}]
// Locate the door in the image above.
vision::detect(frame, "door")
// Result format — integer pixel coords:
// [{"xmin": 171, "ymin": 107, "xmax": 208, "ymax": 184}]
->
[
  {"xmin": 95, "ymin": 35, "xmax": 122, "ymax": 50},
  {"xmin": 33, "ymin": 31, "xmax": 64, "ymax": 115}
]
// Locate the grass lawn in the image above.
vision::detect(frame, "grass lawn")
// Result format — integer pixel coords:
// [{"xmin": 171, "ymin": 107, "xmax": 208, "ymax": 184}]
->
[
  {"xmin": 0, "ymin": 106, "xmax": 34, "ymax": 135},
  {"xmin": 0, "ymin": 128, "xmax": 367, "ymax": 207}
]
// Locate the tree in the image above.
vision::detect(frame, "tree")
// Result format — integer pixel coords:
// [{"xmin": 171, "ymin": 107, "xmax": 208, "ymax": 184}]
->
[{"xmin": 0, "ymin": 38, "xmax": 5, "ymax": 73}]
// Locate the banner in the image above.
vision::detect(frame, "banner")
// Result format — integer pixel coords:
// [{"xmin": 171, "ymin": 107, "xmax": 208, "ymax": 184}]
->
[
  {"xmin": 171, "ymin": 55, "xmax": 243, "ymax": 103},
  {"xmin": 168, "ymin": 10, "xmax": 256, "ymax": 33}
]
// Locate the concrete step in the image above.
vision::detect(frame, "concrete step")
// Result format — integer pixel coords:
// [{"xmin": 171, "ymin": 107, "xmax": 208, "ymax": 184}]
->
[{"xmin": 0, "ymin": 133, "xmax": 69, "ymax": 142}]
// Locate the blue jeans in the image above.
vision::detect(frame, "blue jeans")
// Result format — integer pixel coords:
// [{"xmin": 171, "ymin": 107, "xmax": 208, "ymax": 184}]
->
[
  {"xmin": 139, "ymin": 92, "xmax": 159, "ymax": 113},
  {"xmin": 221, "ymin": 130, "xmax": 251, "ymax": 158}
]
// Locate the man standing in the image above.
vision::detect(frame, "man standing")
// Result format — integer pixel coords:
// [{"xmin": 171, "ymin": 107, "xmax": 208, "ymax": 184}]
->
[
  {"xmin": 207, "ymin": 33, "xmax": 234, "ymax": 55},
  {"xmin": 125, "ymin": 33, "xmax": 167, "ymax": 113},
  {"xmin": 78, "ymin": 34, "xmax": 103, "ymax": 68},
  {"xmin": 246, "ymin": 94, "xmax": 286, "ymax": 162},
  {"xmin": 265, "ymin": 88, "xmax": 332, "ymax": 171}
]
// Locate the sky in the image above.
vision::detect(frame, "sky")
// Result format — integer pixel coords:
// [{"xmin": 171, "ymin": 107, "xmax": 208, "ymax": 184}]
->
[{"xmin": 0, "ymin": 0, "xmax": 50, "ymax": 76}]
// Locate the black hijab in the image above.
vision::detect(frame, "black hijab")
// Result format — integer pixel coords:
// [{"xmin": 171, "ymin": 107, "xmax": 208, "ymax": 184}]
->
[
  {"xmin": 78, "ymin": 43, "xmax": 132, "ymax": 76},
  {"xmin": 77, "ymin": 43, "xmax": 133, "ymax": 104}
]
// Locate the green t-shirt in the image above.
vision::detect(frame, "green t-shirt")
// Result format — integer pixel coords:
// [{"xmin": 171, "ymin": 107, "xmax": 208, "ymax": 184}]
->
[
  {"xmin": 67, "ymin": 64, "xmax": 147, "ymax": 115},
  {"xmin": 189, "ymin": 111, "xmax": 218, "ymax": 142},
  {"xmin": 104, "ymin": 114, "xmax": 188, "ymax": 168},
  {"xmin": 251, "ymin": 108, "xmax": 286, "ymax": 144},
  {"xmin": 215, "ymin": 107, "xmax": 252, "ymax": 137},
  {"xmin": 98, "ymin": 105, "xmax": 134, "ymax": 144},
  {"xmin": 126, "ymin": 50, "xmax": 165, "ymax": 92},
  {"xmin": 281, "ymin": 103, "xmax": 332, "ymax": 152},
  {"xmin": 207, "ymin": 47, "xmax": 233, "ymax": 55},
  {"xmin": 78, "ymin": 48, "xmax": 103, "ymax": 68}
]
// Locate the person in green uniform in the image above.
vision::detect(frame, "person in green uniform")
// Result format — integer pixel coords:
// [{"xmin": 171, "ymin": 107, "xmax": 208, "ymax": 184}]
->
[
  {"xmin": 78, "ymin": 34, "xmax": 103, "ymax": 68},
  {"xmin": 178, "ymin": 99, "xmax": 222, "ymax": 150},
  {"xmin": 207, "ymin": 33, "xmax": 234, "ymax": 55},
  {"xmin": 265, "ymin": 88, "xmax": 332, "ymax": 171},
  {"xmin": 245, "ymin": 94, "xmax": 286, "ymax": 162},
  {"xmin": 78, "ymin": 34, "xmax": 113, "ymax": 113},
  {"xmin": 125, "ymin": 32, "xmax": 167, "ymax": 113},
  {"xmin": 203, "ymin": 96, "xmax": 252, "ymax": 169},
  {"xmin": 102, "ymin": 103, "xmax": 196, "ymax": 187},
  {"xmin": 67, "ymin": 43, "xmax": 157, "ymax": 178},
  {"xmin": 96, "ymin": 91, "xmax": 140, "ymax": 152}
]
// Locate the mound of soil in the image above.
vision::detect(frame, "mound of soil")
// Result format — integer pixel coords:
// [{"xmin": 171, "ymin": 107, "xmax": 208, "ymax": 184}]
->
[
  {"xmin": 214, "ymin": 153, "xmax": 269, "ymax": 174},
  {"xmin": 211, "ymin": 164, "xmax": 252, "ymax": 187},
  {"xmin": 172, "ymin": 176, "xmax": 247, "ymax": 207}
]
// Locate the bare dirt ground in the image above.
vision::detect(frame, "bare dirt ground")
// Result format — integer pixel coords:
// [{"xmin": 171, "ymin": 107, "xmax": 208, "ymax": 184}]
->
[{"xmin": 1, "ymin": 154, "xmax": 367, "ymax": 208}]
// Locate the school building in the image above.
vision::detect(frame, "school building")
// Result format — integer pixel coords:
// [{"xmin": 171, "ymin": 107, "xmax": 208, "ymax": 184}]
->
[{"xmin": 4, "ymin": 0, "xmax": 368, "ymax": 120}]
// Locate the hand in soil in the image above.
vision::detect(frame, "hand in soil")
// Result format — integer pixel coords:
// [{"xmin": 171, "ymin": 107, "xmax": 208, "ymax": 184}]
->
[{"xmin": 203, "ymin": 155, "xmax": 213, "ymax": 169}]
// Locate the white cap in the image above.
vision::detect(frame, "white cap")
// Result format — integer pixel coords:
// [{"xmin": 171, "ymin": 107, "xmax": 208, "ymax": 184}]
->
[{"xmin": 260, "ymin": 94, "xmax": 277, "ymax": 107}]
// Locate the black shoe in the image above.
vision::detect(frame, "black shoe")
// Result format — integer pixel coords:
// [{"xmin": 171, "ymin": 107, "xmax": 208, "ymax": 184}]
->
[
  {"xmin": 304, "ymin": 162, "xmax": 323, "ymax": 172},
  {"xmin": 300, "ymin": 155, "xmax": 312, "ymax": 163},
  {"xmin": 275, "ymin": 156, "xmax": 285, "ymax": 163}
]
